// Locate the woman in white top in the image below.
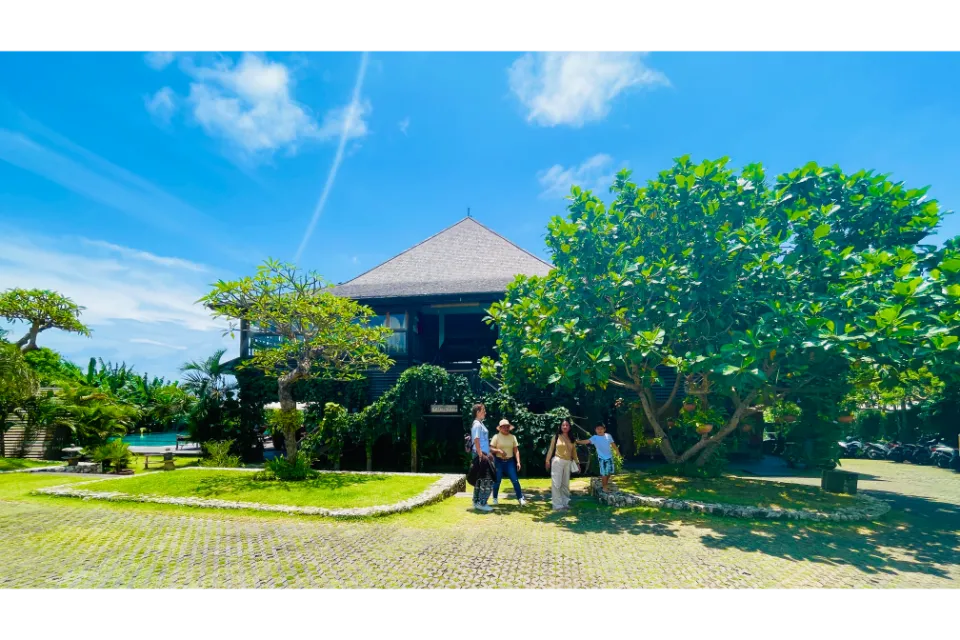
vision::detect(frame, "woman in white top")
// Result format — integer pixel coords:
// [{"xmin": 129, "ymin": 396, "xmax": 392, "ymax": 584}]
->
[{"xmin": 545, "ymin": 418, "xmax": 579, "ymax": 510}]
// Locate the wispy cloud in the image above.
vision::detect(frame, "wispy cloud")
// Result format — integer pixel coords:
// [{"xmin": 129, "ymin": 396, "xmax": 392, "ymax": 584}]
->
[
  {"xmin": 79, "ymin": 239, "xmax": 209, "ymax": 272},
  {"xmin": 144, "ymin": 53, "xmax": 371, "ymax": 165},
  {"xmin": 0, "ymin": 229, "xmax": 234, "ymax": 380},
  {"xmin": 144, "ymin": 52, "xmax": 177, "ymax": 70},
  {"xmin": 509, "ymin": 53, "xmax": 668, "ymax": 127},
  {"xmin": 0, "ymin": 113, "xmax": 252, "ymax": 263},
  {"xmin": 144, "ymin": 87, "xmax": 177, "ymax": 124},
  {"xmin": 295, "ymin": 52, "xmax": 371, "ymax": 265},
  {"xmin": 130, "ymin": 338, "xmax": 188, "ymax": 351},
  {"xmin": 398, "ymin": 117, "xmax": 410, "ymax": 135},
  {"xmin": 538, "ymin": 153, "xmax": 617, "ymax": 199}
]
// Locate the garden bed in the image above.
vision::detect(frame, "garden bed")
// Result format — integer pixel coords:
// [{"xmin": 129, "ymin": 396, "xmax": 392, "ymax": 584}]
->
[
  {"xmin": 36, "ymin": 468, "xmax": 466, "ymax": 517},
  {"xmin": 593, "ymin": 473, "xmax": 890, "ymax": 522}
]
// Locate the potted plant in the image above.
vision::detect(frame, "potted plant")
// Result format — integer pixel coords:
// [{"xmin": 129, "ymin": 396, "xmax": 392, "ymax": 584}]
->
[
  {"xmin": 694, "ymin": 408, "xmax": 724, "ymax": 436},
  {"xmin": 682, "ymin": 398, "xmax": 697, "ymax": 413},
  {"xmin": 763, "ymin": 400, "xmax": 802, "ymax": 425},
  {"xmin": 837, "ymin": 401, "xmax": 856, "ymax": 423},
  {"xmin": 92, "ymin": 440, "xmax": 134, "ymax": 475}
]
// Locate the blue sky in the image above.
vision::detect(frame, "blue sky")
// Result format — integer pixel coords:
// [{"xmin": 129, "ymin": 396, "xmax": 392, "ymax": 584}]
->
[{"xmin": 2, "ymin": 52, "xmax": 959, "ymax": 382}]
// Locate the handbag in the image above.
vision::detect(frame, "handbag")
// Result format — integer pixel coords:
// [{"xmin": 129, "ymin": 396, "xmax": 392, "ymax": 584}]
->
[{"xmin": 570, "ymin": 458, "xmax": 581, "ymax": 474}]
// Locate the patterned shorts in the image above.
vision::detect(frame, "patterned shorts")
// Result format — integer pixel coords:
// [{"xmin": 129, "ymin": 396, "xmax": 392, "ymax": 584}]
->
[{"xmin": 598, "ymin": 457, "xmax": 615, "ymax": 476}]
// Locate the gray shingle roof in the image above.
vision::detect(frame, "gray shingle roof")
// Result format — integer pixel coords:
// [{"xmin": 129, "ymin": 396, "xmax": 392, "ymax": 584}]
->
[{"xmin": 332, "ymin": 218, "xmax": 553, "ymax": 300}]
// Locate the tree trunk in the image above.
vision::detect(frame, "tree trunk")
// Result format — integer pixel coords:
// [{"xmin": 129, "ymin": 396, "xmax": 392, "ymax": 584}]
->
[
  {"xmin": 410, "ymin": 422, "xmax": 417, "ymax": 473},
  {"xmin": 636, "ymin": 389, "xmax": 678, "ymax": 463},
  {"xmin": 15, "ymin": 322, "xmax": 42, "ymax": 353},
  {"xmin": 277, "ymin": 378, "xmax": 299, "ymax": 462},
  {"xmin": 333, "ymin": 454, "xmax": 341, "ymax": 471},
  {"xmin": 366, "ymin": 438, "xmax": 373, "ymax": 472}
]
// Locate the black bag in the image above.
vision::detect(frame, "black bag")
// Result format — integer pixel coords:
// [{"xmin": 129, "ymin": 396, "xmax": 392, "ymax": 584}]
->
[{"xmin": 466, "ymin": 455, "xmax": 493, "ymax": 487}]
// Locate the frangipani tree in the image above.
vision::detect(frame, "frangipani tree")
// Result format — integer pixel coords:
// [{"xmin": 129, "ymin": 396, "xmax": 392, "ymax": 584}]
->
[
  {"xmin": 0, "ymin": 289, "xmax": 90, "ymax": 352},
  {"xmin": 200, "ymin": 259, "xmax": 393, "ymax": 462},
  {"xmin": 489, "ymin": 157, "xmax": 960, "ymax": 468}
]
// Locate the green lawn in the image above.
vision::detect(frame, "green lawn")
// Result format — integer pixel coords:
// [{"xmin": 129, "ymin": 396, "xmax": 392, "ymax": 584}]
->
[
  {"xmin": 127, "ymin": 455, "xmax": 199, "ymax": 474},
  {"xmin": 85, "ymin": 469, "xmax": 442, "ymax": 509},
  {"xmin": 0, "ymin": 458, "xmax": 63, "ymax": 472},
  {"xmin": 617, "ymin": 472, "xmax": 857, "ymax": 511}
]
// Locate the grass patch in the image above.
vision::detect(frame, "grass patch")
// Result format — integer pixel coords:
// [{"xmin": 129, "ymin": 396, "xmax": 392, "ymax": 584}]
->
[
  {"xmin": 0, "ymin": 458, "xmax": 63, "ymax": 472},
  {"xmin": 0, "ymin": 472, "xmax": 92, "ymax": 499},
  {"xmin": 85, "ymin": 469, "xmax": 442, "ymax": 509},
  {"xmin": 126, "ymin": 455, "xmax": 200, "ymax": 474},
  {"xmin": 617, "ymin": 472, "xmax": 857, "ymax": 511}
]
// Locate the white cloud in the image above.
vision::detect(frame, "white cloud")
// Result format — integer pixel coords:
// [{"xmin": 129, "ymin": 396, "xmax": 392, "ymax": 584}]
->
[
  {"xmin": 79, "ymin": 239, "xmax": 209, "ymax": 272},
  {"xmin": 142, "ymin": 53, "xmax": 371, "ymax": 163},
  {"xmin": 144, "ymin": 52, "xmax": 176, "ymax": 70},
  {"xmin": 538, "ymin": 153, "xmax": 617, "ymax": 199},
  {"xmin": 398, "ymin": 117, "xmax": 410, "ymax": 135},
  {"xmin": 0, "ymin": 230, "xmax": 235, "ymax": 381},
  {"xmin": 130, "ymin": 338, "xmax": 188, "ymax": 351},
  {"xmin": 508, "ymin": 53, "xmax": 668, "ymax": 127},
  {"xmin": 0, "ymin": 120, "xmax": 249, "ymax": 262},
  {"xmin": 144, "ymin": 87, "xmax": 178, "ymax": 124}
]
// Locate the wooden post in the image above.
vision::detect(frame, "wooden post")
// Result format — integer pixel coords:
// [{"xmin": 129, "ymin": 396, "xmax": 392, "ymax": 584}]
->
[{"xmin": 411, "ymin": 422, "xmax": 417, "ymax": 473}]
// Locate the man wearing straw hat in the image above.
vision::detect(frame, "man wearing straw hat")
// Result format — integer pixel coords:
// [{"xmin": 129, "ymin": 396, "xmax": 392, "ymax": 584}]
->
[{"xmin": 490, "ymin": 418, "xmax": 527, "ymax": 506}]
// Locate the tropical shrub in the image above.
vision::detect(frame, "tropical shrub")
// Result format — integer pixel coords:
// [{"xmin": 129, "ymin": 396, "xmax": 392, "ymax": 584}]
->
[
  {"xmin": 260, "ymin": 451, "xmax": 315, "ymax": 481},
  {"xmin": 199, "ymin": 439, "xmax": 242, "ymax": 468},
  {"xmin": 91, "ymin": 439, "xmax": 133, "ymax": 472}
]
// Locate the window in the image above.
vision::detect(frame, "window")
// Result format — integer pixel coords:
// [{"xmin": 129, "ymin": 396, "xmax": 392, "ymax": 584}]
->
[{"xmin": 377, "ymin": 311, "xmax": 408, "ymax": 356}]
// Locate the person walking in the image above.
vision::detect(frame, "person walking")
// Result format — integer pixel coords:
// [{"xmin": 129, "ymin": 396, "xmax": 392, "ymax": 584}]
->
[
  {"xmin": 490, "ymin": 419, "xmax": 527, "ymax": 506},
  {"xmin": 470, "ymin": 403, "xmax": 494, "ymax": 513},
  {"xmin": 545, "ymin": 418, "xmax": 579, "ymax": 511}
]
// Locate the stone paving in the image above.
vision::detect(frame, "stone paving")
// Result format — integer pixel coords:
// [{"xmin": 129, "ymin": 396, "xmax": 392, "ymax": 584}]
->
[{"xmin": 0, "ymin": 460, "xmax": 957, "ymax": 588}]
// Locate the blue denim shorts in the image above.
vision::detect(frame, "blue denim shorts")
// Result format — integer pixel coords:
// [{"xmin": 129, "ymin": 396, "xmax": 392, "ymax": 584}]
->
[{"xmin": 598, "ymin": 457, "xmax": 615, "ymax": 476}]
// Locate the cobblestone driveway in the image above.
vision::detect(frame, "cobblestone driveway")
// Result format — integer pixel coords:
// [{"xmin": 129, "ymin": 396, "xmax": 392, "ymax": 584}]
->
[{"xmin": 1, "ymin": 461, "xmax": 957, "ymax": 588}]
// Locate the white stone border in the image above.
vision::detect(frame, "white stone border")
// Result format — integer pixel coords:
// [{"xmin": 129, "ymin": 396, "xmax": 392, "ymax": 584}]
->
[
  {"xmin": 35, "ymin": 469, "xmax": 467, "ymax": 518},
  {"xmin": 589, "ymin": 478, "xmax": 891, "ymax": 522},
  {"xmin": 0, "ymin": 464, "xmax": 66, "ymax": 474}
]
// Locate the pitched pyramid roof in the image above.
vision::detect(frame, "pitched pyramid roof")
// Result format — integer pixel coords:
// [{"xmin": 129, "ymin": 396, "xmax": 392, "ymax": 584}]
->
[{"xmin": 332, "ymin": 217, "xmax": 553, "ymax": 300}]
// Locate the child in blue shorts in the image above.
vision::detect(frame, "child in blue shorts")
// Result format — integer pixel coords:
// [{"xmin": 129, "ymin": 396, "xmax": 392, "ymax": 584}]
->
[{"xmin": 578, "ymin": 423, "xmax": 620, "ymax": 492}]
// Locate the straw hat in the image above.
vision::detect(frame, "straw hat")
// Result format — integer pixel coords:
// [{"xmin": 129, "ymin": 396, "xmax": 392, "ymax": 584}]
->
[{"xmin": 497, "ymin": 418, "xmax": 514, "ymax": 430}]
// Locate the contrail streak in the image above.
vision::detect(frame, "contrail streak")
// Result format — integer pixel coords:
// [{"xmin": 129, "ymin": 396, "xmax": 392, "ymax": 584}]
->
[{"xmin": 294, "ymin": 51, "xmax": 370, "ymax": 265}]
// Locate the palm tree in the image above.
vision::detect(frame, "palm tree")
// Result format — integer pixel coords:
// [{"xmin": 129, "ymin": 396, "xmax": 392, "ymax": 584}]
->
[
  {"xmin": 0, "ymin": 343, "xmax": 38, "ymax": 457},
  {"xmin": 180, "ymin": 349, "xmax": 235, "ymax": 400}
]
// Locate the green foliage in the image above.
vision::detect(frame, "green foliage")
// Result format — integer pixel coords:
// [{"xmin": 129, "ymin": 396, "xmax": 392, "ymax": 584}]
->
[
  {"xmin": 22, "ymin": 347, "xmax": 80, "ymax": 386},
  {"xmin": 199, "ymin": 439, "xmax": 243, "ymax": 468},
  {"xmin": 200, "ymin": 259, "xmax": 393, "ymax": 461},
  {"xmin": 260, "ymin": 451, "xmax": 315, "ymax": 481},
  {"xmin": 762, "ymin": 400, "xmax": 803, "ymax": 425},
  {"xmin": 91, "ymin": 439, "xmax": 133, "ymax": 471},
  {"xmin": 0, "ymin": 288, "xmax": 90, "ymax": 352},
  {"xmin": 180, "ymin": 348, "xmax": 235, "ymax": 400},
  {"xmin": 489, "ymin": 157, "xmax": 960, "ymax": 472},
  {"xmin": 302, "ymin": 402, "xmax": 349, "ymax": 468},
  {"xmin": 0, "ymin": 343, "xmax": 38, "ymax": 455}
]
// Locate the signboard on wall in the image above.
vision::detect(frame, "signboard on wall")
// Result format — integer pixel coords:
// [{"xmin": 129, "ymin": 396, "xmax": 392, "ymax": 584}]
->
[{"xmin": 429, "ymin": 404, "xmax": 459, "ymax": 414}]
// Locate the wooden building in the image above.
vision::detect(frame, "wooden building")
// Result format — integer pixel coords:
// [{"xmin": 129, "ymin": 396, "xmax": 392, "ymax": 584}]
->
[{"xmin": 238, "ymin": 217, "xmax": 553, "ymax": 398}]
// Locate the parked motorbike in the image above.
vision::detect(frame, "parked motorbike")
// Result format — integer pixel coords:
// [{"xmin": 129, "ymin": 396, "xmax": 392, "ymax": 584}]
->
[
  {"xmin": 901, "ymin": 434, "xmax": 938, "ymax": 464},
  {"xmin": 837, "ymin": 436, "xmax": 865, "ymax": 459},
  {"xmin": 931, "ymin": 442, "xmax": 957, "ymax": 469},
  {"xmin": 885, "ymin": 441, "xmax": 906, "ymax": 462},
  {"xmin": 864, "ymin": 441, "xmax": 891, "ymax": 460}
]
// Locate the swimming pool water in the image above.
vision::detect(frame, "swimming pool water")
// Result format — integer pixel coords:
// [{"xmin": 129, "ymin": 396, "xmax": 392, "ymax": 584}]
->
[{"xmin": 115, "ymin": 433, "xmax": 188, "ymax": 447}]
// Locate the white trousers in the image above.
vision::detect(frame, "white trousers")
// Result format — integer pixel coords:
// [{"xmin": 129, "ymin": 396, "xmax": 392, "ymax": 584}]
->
[{"xmin": 550, "ymin": 456, "xmax": 572, "ymax": 509}]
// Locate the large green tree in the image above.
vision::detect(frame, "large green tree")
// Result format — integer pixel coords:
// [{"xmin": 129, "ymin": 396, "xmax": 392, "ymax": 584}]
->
[
  {"xmin": 489, "ymin": 157, "xmax": 960, "ymax": 469},
  {"xmin": 0, "ymin": 289, "xmax": 90, "ymax": 352},
  {"xmin": 200, "ymin": 259, "xmax": 393, "ymax": 462},
  {"xmin": 0, "ymin": 343, "xmax": 38, "ymax": 457}
]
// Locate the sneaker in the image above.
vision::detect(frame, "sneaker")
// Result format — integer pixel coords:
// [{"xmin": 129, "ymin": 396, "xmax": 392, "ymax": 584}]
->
[
  {"xmin": 474, "ymin": 504, "xmax": 493, "ymax": 513},
  {"xmin": 518, "ymin": 498, "xmax": 527, "ymax": 506},
  {"xmin": 492, "ymin": 498, "xmax": 499, "ymax": 506}
]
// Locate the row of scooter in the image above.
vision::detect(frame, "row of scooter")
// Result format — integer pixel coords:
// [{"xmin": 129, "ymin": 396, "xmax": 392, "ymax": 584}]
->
[{"xmin": 838, "ymin": 434, "xmax": 960, "ymax": 470}]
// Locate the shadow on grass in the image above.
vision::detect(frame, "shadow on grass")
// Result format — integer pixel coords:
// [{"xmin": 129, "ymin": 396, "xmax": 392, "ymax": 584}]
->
[{"xmin": 191, "ymin": 472, "xmax": 387, "ymax": 498}]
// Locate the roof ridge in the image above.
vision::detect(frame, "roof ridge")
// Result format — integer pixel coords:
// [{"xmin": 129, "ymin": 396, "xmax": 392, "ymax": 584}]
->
[{"xmin": 337, "ymin": 216, "xmax": 551, "ymax": 286}]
